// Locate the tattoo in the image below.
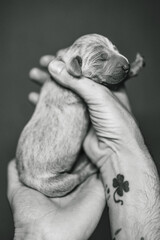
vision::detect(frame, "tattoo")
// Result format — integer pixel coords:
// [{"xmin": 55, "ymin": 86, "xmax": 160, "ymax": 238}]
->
[
  {"xmin": 113, "ymin": 174, "xmax": 129, "ymax": 205},
  {"xmin": 106, "ymin": 184, "xmax": 111, "ymax": 201},
  {"xmin": 112, "ymin": 228, "xmax": 122, "ymax": 240}
]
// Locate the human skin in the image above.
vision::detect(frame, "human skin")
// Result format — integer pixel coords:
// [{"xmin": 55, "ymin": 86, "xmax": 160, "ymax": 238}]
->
[
  {"xmin": 8, "ymin": 160, "xmax": 105, "ymax": 240},
  {"xmin": 47, "ymin": 58, "xmax": 160, "ymax": 239},
  {"xmin": 16, "ymin": 34, "xmax": 132, "ymax": 198},
  {"xmin": 8, "ymin": 56, "xmax": 106, "ymax": 240},
  {"xmin": 8, "ymin": 55, "xmax": 160, "ymax": 240}
]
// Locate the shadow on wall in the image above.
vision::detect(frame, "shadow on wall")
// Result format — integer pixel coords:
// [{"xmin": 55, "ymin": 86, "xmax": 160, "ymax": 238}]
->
[{"xmin": 1, "ymin": 0, "xmax": 160, "ymax": 239}]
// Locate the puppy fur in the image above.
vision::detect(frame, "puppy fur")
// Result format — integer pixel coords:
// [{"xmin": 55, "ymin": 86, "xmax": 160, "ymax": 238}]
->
[{"xmin": 16, "ymin": 34, "xmax": 143, "ymax": 197}]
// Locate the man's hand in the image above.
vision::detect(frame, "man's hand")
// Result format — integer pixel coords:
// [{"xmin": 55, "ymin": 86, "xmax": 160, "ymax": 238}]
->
[
  {"xmin": 47, "ymin": 58, "xmax": 160, "ymax": 239},
  {"xmin": 29, "ymin": 55, "xmax": 135, "ymax": 174},
  {"xmin": 46, "ymin": 58, "xmax": 143, "ymax": 171},
  {"xmin": 9, "ymin": 54, "xmax": 160, "ymax": 240},
  {"xmin": 8, "ymin": 55, "xmax": 107, "ymax": 240},
  {"xmin": 8, "ymin": 160, "xmax": 105, "ymax": 240}
]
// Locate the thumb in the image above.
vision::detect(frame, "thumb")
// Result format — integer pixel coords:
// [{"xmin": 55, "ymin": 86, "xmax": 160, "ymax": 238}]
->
[{"xmin": 48, "ymin": 59, "xmax": 112, "ymax": 106}]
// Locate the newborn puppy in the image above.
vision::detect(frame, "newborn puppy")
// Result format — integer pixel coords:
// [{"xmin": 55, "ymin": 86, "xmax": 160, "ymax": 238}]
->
[
  {"xmin": 16, "ymin": 34, "xmax": 144, "ymax": 197},
  {"xmin": 57, "ymin": 34, "xmax": 130, "ymax": 88}
]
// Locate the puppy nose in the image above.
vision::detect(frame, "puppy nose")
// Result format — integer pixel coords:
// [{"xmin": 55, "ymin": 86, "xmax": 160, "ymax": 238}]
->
[{"xmin": 122, "ymin": 63, "xmax": 130, "ymax": 73}]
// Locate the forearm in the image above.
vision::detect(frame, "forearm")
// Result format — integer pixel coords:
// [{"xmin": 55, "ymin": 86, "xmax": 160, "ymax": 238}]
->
[{"xmin": 102, "ymin": 143, "xmax": 160, "ymax": 240}]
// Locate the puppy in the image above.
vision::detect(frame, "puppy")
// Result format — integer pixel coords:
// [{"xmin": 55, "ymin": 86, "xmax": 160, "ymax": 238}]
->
[{"xmin": 16, "ymin": 34, "xmax": 144, "ymax": 197}]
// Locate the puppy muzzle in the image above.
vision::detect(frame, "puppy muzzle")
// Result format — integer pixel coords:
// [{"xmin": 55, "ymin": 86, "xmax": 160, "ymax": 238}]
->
[{"xmin": 103, "ymin": 55, "xmax": 130, "ymax": 86}]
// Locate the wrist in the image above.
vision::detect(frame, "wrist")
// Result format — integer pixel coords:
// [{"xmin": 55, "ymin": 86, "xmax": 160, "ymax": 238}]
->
[
  {"xmin": 101, "ymin": 139, "xmax": 158, "ymax": 188},
  {"xmin": 99, "ymin": 117, "xmax": 156, "ymax": 178}
]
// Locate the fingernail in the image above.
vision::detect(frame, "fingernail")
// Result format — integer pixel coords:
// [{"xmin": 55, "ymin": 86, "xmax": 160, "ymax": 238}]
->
[{"xmin": 48, "ymin": 60, "xmax": 64, "ymax": 75}]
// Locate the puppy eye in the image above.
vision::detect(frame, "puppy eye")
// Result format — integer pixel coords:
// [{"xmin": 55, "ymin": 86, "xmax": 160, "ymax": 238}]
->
[{"xmin": 100, "ymin": 53, "xmax": 108, "ymax": 61}]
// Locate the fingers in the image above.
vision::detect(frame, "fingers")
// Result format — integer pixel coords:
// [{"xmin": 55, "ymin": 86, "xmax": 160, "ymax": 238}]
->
[
  {"xmin": 30, "ymin": 56, "xmax": 131, "ymax": 112},
  {"xmin": 48, "ymin": 59, "xmax": 111, "ymax": 105},
  {"xmin": 39, "ymin": 55, "xmax": 56, "ymax": 67},
  {"xmin": 28, "ymin": 92, "xmax": 39, "ymax": 105},
  {"xmin": 29, "ymin": 68, "xmax": 50, "ymax": 85},
  {"xmin": 29, "ymin": 55, "xmax": 56, "ymax": 85},
  {"xmin": 29, "ymin": 57, "xmax": 56, "ymax": 104},
  {"xmin": 7, "ymin": 159, "xmax": 22, "ymax": 204},
  {"xmin": 48, "ymin": 59, "xmax": 132, "ymax": 113}
]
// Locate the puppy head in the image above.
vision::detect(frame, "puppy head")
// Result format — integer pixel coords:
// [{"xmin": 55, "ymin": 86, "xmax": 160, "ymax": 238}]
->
[{"xmin": 64, "ymin": 34, "xmax": 130, "ymax": 87}]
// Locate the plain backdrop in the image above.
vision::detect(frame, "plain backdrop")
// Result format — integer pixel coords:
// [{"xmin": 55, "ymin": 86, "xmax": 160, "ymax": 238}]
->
[{"xmin": 1, "ymin": 0, "xmax": 160, "ymax": 239}]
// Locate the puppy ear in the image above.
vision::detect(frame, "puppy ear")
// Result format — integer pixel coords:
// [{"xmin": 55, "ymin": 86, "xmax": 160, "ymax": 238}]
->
[{"xmin": 67, "ymin": 56, "xmax": 82, "ymax": 78}]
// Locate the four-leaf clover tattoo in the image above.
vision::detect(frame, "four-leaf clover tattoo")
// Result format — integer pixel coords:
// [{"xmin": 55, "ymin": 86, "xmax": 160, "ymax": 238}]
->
[{"xmin": 113, "ymin": 174, "xmax": 130, "ymax": 205}]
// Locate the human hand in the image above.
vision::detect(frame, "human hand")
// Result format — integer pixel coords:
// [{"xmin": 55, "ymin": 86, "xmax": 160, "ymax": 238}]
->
[
  {"xmin": 7, "ymin": 159, "xmax": 105, "ymax": 240},
  {"xmin": 8, "ymin": 55, "xmax": 107, "ymax": 240},
  {"xmin": 16, "ymin": 54, "xmax": 160, "ymax": 239},
  {"xmin": 47, "ymin": 58, "xmax": 143, "ymax": 176},
  {"xmin": 47, "ymin": 57, "xmax": 160, "ymax": 239}
]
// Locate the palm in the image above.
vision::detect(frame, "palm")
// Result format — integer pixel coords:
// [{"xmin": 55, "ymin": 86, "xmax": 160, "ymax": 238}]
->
[{"xmin": 9, "ymin": 160, "xmax": 105, "ymax": 240}]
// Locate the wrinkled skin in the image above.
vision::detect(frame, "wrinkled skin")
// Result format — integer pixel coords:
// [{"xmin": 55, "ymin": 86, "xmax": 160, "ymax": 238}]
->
[{"xmin": 16, "ymin": 34, "xmax": 131, "ymax": 197}]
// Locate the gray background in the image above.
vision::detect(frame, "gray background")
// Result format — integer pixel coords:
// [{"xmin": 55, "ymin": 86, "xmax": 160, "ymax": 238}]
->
[{"xmin": 1, "ymin": 0, "xmax": 160, "ymax": 239}]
